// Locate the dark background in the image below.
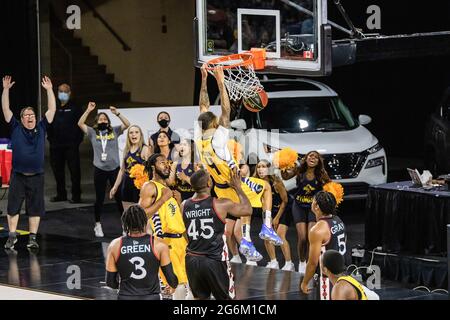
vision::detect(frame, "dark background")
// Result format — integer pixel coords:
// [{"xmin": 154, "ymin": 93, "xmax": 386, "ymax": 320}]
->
[
  {"xmin": 195, "ymin": 0, "xmax": 450, "ymax": 159},
  {"xmin": 0, "ymin": 0, "xmax": 450, "ymax": 158},
  {"xmin": 0, "ymin": 0, "xmax": 39, "ymax": 138},
  {"xmin": 323, "ymin": 0, "xmax": 450, "ymax": 158}
]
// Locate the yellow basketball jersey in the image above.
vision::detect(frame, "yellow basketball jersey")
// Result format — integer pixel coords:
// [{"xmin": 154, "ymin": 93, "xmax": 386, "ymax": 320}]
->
[
  {"xmin": 196, "ymin": 138, "xmax": 236, "ymax": 185},
  {"xmin": 241, "ymin": 177, "xmax": 266, "ymax": 208},
  {"xmin": 336, "ymin": 276, "xmax": 368, "ymax": 300},
  {"xmin": 150, "ymin": 180, "xmax": 185, "ymax": 234}
]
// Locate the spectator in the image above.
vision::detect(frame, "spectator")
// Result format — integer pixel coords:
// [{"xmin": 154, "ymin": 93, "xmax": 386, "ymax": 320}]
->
[
  {"xmin": 47, "ymin": 83, "xmax": 83, "ymax": 203},
  {"xmin": 153, "ymin": 131, "xmax": 175, "ymax": 161},
  {"xmin": 1, "ymin": 75, "xmax": 56, "ymax": 250},
  {"xmin": 167, "ymin": 138, "xmax": 200, "ymax": 201},
  {"xmin": 78, "ymin": 102, "xmax": 130, "ymax": 237},
  {"xmin": 110, "ymin": 125, "xmax": 151, "ymax": 211},
  {"xmin": 149, "ymin": 112, "xmax": 180, "ymax": 153}
]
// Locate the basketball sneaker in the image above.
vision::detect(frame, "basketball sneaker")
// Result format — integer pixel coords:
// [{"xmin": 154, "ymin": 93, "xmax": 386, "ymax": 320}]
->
[
  {"xmin": 94, "ymin": 223, "xmax": 104, "ymax": 238},
  {"xmin": 265, "ymin": 260, "xmax": 279, "ymax": 269},
  {"xmin": 259, "ymin": 224, "xmax": 283, "ymax": 246},
  {"xmin": 230, "ymin": 255, "xmax": 243, "ymax": 263},
  {"xmin": 298, "ymin": 261, "xmax": 307, "ymax": 274},
  {"xmin": 281, "ymin": 261, "xmax": 295, "ymax": 271},
  {"xmin": 239, "ymin": 239, "xmax": 263, "ymax": 262},
  {"xmin": 27, "ymin": 235, "xmax": 39, "ymax": 249},
  {"xmin": 246, "ymin": 260, "xmax": 257, "ymax": 266},
  {"xmin": 4, "ymin": 234, "xmax": 17, "ymax": 250}
]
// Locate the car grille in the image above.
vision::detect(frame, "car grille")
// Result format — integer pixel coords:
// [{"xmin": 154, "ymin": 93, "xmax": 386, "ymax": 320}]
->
[
  {"xmin": 322, "ymin": 153, "xmax": 368, "ymax": 179},
  {"xmin": 299, "ymin": 152, "xmax": 368, "ymax": 180}
]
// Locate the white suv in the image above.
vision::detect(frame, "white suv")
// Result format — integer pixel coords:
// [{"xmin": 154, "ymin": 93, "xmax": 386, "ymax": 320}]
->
[{"xmin": 229, "ymin": 78, "xmax": 387, "ymax": 199}]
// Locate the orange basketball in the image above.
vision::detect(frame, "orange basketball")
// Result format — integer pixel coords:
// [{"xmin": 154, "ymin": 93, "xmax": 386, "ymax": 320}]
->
[{"xmin": 242, "ymin": 90, "xmax": 268, "ymax": 112}]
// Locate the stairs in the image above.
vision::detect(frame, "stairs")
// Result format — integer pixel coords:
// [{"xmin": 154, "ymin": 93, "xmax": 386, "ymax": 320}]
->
[{"xmin": 50, "ymin": 16, "xmax": 130, "ymax": 104}]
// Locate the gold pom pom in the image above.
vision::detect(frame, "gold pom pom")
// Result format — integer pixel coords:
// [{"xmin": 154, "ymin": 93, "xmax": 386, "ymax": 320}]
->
[
  {"xmin": 323, "ymin": 181, "xmax": 344, "ymax": 206},
  {"xmin": 273, "ymin": 148, "xmax": 298, "ymax": 170},
  {"xmin": 129, "ymin": 164, "xmax": 149, "ymax": 190}
]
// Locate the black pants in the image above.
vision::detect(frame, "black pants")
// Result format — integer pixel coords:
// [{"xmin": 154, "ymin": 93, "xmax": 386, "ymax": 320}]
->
[
  {"xmin": 94, "ymin": 167, "xmax": 123, "ymax": 222},
  {"xmin": 49, "ymin": 145, "xmax": 81, "ymax": 200}
]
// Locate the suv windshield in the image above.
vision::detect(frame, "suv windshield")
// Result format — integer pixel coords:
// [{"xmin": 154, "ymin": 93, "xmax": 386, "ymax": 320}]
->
[{"xmin": 254, "ymin": 97, "xmax": 358, "ymax": 132}]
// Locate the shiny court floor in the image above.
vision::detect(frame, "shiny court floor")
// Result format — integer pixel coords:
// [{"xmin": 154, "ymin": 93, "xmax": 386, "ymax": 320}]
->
[{"xmin": 0, "ymin": 233, "xmax": 446, "ymax": 300}]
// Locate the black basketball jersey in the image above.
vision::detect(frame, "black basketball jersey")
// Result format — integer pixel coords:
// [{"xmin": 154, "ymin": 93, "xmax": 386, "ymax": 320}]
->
[
  {"xmin": 183, "ymin": 196, "xmax": 228, "ymax": 261},
  {"xmin": 319, "ymin": 215, "xmax": 347, "ymax": 255},
  {"xmin": 116, "ymin": 235, "xmax": 161, "ymax": 297}
]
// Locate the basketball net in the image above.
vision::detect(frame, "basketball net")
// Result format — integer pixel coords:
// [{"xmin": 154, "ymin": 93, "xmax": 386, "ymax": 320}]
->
[{"xmin": 206, "ymin": 53, "xmax": 264, "ymax": 101}]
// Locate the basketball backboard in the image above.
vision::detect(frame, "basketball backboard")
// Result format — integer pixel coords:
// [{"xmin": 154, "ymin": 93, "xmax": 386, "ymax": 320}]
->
[{"xmin": 195, "ymin": 0, "xmax": 332, "ymax": 76}]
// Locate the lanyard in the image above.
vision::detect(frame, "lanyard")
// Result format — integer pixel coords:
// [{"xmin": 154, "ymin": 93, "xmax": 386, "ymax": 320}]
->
[{"xmin": 100, "ymin": 131, "xmax": 108, "ymax": 153}]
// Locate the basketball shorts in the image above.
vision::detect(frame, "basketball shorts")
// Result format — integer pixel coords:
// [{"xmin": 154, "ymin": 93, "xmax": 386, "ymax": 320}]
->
[
  {"xmin": 186, "ymin": 254, "xmax": 235, "ymax": 300},
  {"xmin": 159, "ymin": 237, "xmax": 188, "ymax": 285},
  {"xmin": 216, "ymin": 185, "xmax": 263, "ymax": 222}
]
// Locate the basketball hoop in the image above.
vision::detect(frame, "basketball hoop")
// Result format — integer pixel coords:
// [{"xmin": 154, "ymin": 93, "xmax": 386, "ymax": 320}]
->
[{"xmin": 206, "ymin": 51, "xmax": 265, "ymax": 101}]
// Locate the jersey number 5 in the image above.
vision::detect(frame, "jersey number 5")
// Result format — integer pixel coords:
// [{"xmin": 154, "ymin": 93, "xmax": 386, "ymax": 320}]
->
[
  {"xmin": 129, "ymin": 257, "xmax": 147, "ymax": 280},
  {"xmin": 187, "ymin": 218, "xmax": 214, "ymax": 240},
  {"xmin": 337, "ymin": 234, "xmax": 347, "ymax": 255}
]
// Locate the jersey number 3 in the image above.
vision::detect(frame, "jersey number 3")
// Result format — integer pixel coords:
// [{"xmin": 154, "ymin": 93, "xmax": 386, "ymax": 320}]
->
[
  {"xmin": 187, "ymin": 218, "xmax": 214, "ymax": 240},
  {"xmin": 129, "ymin": 257, "xmax": 147, "ymax": 280}
]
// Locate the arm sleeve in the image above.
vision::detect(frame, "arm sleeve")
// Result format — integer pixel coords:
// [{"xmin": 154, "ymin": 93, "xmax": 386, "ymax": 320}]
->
[
  {"xmin": 86, "ymin": 126, "xmax": 95, "ymax": 138},
  {"xmin": 9, "ymin": 116, "xmax": 18, "ymax": 129},
  {"xmin": 105, "ymin": 271, "xmax": 119, "ymax": 289},
  {"xmin": 40, "ymin": 117, "xmax": 49, "ymax": 131},
  {"xmin": 114, "ymin": 125, "xmax": 123, "ymax": 136},
  {"xmin": 211, "ymin": 126, "xmax": 238, "ymax": 169},
  {"xmin": 161, "ymin": 263, "xmax": 179, "ymax": 288}
]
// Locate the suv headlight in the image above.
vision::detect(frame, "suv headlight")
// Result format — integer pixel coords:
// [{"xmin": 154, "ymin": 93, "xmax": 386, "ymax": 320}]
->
[
  {"xmin": 366, "ymin": 143, "xmax": 382, "ymax": 154},
  {"xmin": 263, "ymin": 143, "xmax": 281, "ymax": 154},
  {"xmin": 365, "ymin": 156, "xmax": 385, "ymax": 169}
]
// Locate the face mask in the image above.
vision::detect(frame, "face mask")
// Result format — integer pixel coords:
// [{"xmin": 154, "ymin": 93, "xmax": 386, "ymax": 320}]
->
[
  {"xmin": 158, "ymin": 119, "xmax": 169, "ymax": 128},
  {"xmin": 98, "ymin": 123, "xmax": 108, "ymax": 131},
  {"xmin": 58, "ymin": 92, "xmax": 70, "ymax": 103}
]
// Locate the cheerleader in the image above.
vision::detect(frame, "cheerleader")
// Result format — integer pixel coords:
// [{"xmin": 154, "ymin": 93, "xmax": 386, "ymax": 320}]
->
[
  {"xmin": 254, "ymin": 160, "xmax": 295, "ymax": 271},
  {"xmin": 110, "ymin": 125, "xmax": 150, "ymax": 211}
]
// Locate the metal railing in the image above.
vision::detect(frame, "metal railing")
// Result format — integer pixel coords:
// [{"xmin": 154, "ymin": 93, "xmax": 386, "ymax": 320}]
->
[{"xmin": 81, "ymin": 0, "xmax": 131, "ymax": 51}]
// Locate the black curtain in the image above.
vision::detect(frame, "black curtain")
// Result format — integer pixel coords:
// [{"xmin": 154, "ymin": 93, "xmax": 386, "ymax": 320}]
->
[{"xmin": 0, "ymin": 0, "xmax": 39, "ymax": 138}]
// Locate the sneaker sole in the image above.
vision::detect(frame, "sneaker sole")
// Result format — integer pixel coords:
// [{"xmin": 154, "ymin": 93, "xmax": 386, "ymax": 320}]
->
[
  {"xmin": 259, "ymin": 233, "xmax": 283, "ymax": 246},
  {"xmin": 247, "ymin": 254, "xmax": 263, "ymax": 262}
]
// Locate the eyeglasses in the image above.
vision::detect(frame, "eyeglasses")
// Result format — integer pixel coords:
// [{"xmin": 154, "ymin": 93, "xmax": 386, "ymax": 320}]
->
[{"xmin": 22, "ymin": 114, "xmax": 36, "ymax": 118}]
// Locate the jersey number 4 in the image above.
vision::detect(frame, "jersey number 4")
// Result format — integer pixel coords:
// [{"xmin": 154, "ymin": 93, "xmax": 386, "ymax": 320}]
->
[{"xmin": 187, "ymin": 218, "xmax": 214, "ymax": 240}]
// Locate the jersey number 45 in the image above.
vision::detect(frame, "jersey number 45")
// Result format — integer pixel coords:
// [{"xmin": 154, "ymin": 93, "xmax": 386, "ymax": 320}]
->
[{"xmin": 187, "ymin": 218, "xmax": 214, "ymax": 240}]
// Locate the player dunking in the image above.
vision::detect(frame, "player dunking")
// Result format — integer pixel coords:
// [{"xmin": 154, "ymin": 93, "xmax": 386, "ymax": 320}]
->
[
  {"xmin": 182, "ymin": 169, "xmax": 252, "ymax": 299},
  {"xmin": 196, "ymin": 65, "xmax": 281, "ymax": 262},
  {"xmin": 105, "ymin": 205, "xmax": 178, "ymax": 300},
  {"xmin": 138, "ymin": 153, "xmax": 189, "ymax": 300},
  {"xmin": 300, "ymin": 191, "xmax": 347, "ymax": 300}
]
